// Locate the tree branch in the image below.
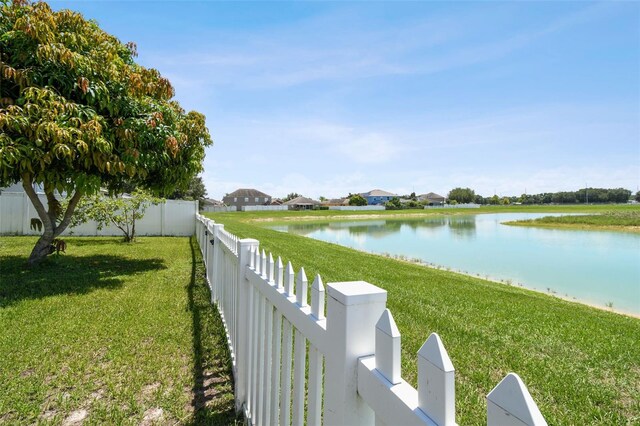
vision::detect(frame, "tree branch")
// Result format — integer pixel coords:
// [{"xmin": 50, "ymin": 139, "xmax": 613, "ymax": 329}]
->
[
  {"xmin": 21, "ymin": 175, "xmax": 53, "ymax": 236},
  {"xmin": 53, "ymin": 189, "xmax": 83, "ymax": 238},
  {"xmin": 45, "ymin": 190, "xmax": 59, "ymax": 227}
]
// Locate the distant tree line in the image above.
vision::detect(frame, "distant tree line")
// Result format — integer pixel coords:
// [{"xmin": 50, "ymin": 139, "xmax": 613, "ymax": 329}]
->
[{"xmin": 447, "ymin": 187, "xmax": 634, "ymax": 205}]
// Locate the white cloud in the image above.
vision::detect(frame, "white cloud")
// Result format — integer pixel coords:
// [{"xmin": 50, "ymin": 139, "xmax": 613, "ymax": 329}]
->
[{"xmin": 336, "ymin": 133, "xmax": 401, "ymax": 164}]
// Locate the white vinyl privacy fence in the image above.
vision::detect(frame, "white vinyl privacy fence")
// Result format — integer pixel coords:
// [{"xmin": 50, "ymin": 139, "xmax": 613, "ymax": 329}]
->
[
  {"xmin": 196, "ymin": 214, "xmax": 548, "ymax": 426},
  {"xmin": 0, "ymin": 191, "xmax": 196, "ymax": 236}
]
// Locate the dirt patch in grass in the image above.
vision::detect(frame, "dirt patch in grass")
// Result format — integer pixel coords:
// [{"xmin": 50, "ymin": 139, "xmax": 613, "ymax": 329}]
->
[
  {"xmin": 140, "ymin": 407, "xmax": 164, "ymax": 425},
  {"xmin": 140, "ymin": 382, "xmax": 161, "ymax": 401},
  {"xmin": 62, "ymin": 409, "xmax": 88, "ymax": 425}
]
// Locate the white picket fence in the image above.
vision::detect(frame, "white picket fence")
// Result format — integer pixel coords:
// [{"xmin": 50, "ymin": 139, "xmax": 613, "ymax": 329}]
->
[{"xmin": 196, "ymin": 214, "xmax": 548, "ymax": 426}]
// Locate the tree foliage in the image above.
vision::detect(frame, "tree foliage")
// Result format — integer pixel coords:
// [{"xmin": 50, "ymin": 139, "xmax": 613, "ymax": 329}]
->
[
  {"xmin": 515, "ymin": 188, "xmax": 632, "ymax": 205},
  {"xmin": 282, "ymin": 192, "xmax": 301, "ymax": 202},
  {"xmin": 0, "ymin": 1, "xmax": 212, "ymax": 263},
  {"xmin": 447, "ymin": 187, "xmax": 476, "ymax": 204},
  {"xmin": 168, "ymin": 175, "xmax": 207, "ymax": 208},
  {"xmin": 69, "ymin": 189, "xmax": 161, "ymax": 242},
  {"xmin": 384, "ymin": 196, "xmax": 402, "ymax": 210},
  {"xmin": 348, "ymin": 194, "xmax": 367, "ymax": 206}
]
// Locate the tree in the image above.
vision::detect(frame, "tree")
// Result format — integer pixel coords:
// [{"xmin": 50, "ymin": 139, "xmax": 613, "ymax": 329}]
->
[
  {"xmin": 282, "ymin": 192, "xmax": 301, "ymax": 202},
  {"xmin": 0, "ymin": 1, "xmax": 212, "ymax": 264},
  {"xmin": 168, "ymin": 175, "xmax": 207, "ymax": 208},
  {"xmin": 318, "ymin": 196, "xmax": 327, "ymax": 202},
  {"xmin": 384, "ymin": 196, "xmax": 402, "ymax": 210},
  {"xmin": 348, "ymin": 194, "xmax": 367, "ymax": 206},
  {"xmin": 447, "ymin": 187, "xmax": 476, "ymax": 204},
  {"xmin": 69, "ymin": 189, "xmax": 161, "ymax": 242},
  {"xmin": 636, "ymin": 191, "xmax": 640, "ymax": 202}
]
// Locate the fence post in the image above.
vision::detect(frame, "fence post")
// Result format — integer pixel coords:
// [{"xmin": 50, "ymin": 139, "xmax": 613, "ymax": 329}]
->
[
  {"xmin": 235, "ymin": 238, "xmax": 259, "ymax": 414},
  {"xmin": 160, "ymin": 202, "xmax": 166, "ymax": 236},
  {"xmin": 324, "ymin": 281, "xmax": 387, "ymax": 426},
  {"xmin": 418, "ymin": 333, "xmax": 455, "ymax": 426},
  {"xmin": 211, "ymin": 223, "xmax": 224, "ymax": 298}
]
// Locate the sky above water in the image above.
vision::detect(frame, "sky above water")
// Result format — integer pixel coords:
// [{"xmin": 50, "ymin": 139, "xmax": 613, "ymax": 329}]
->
[{"xmin": 51, "ymin": 1, "xmax": 640, "ymax": 200}]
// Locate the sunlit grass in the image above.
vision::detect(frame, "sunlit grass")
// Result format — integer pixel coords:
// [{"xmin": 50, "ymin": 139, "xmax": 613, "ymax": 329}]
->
[
  {"xmin": 206, "ymin": 210, "xmax": 640, "ymax": 426},
  {"xmin": 210, "ymin": 203, "xmax": 640, "ymax": 226},
  {"xmin": 0, "ymin": 237, "xmax": 239, "ymax": 425},
  {"xmin": 506, "ymin": 209, "xmax": 640, "ymax": 232}
]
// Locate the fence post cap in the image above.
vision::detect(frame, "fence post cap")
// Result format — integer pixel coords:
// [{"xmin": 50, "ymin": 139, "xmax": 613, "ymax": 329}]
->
[
  {"xmin": 326, "ymin": 281, "xmax": 387, "ymax": 306},
  {"xmin": 418, "ymin": 333, "xmax": 454, "ymax": 372},
  {"xmin": 376, "ymin": 309, "xmax": 400, "ymax": 338},
  {"xmin": 487, "ymin": 373, "xmax": 546, "ymax": 426}
]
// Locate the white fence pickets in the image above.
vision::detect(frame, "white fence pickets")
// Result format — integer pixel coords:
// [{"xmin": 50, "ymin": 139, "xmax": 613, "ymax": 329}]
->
[{"xmin": 195, "ymin": 214, "xmax": 548, "ymax": 426}]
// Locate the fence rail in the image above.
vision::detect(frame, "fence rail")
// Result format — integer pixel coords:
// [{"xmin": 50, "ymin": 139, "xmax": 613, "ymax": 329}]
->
[{"xmin": 196, "ymin": 214, "xmax": 547, "ymax": 426}]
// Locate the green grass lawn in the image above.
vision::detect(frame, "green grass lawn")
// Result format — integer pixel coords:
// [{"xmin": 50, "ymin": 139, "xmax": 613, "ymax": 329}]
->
[
  {"xmin": 506, "ymin": 209, "xmax": 640, "ymax": 233},
  {"xmin": 210, "ymin": 203, "xmax": 640, "ymax": 225},
  {"xmin": 0, "ymin": 236, "xmax": 239, "ymax": 425},
  {"xmin": 206, "ymin": 208, "xmax": 640, "ymax": 426}
]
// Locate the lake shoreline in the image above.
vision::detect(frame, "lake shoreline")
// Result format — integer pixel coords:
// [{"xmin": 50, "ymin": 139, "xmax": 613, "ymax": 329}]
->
[
  {"xmin": 504, "ymin": 220, "xmax": 640, "ymax": 234},
  {"xmin": 375, "ymin": 250, "xmax": 640, "ymax": 319}
]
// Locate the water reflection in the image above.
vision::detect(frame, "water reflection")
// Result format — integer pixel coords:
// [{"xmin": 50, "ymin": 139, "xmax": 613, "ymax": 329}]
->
[
  {"xmin": 447, "ymin": 216, "xmax": 476, "ymax": 239},
  {"xmin": 282, "ymin": 216, "xmax": 473, "ymax": 239},
  {"xmin": 271, "ymin": 213, "xmax": 640, "ymax": 315}
]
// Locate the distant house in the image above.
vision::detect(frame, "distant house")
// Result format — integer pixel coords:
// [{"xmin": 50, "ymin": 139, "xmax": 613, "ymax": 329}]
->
[
  {"xmin": 322, "ymin": 198, "xmax": 349, "ymax": 207},
  {"xmin": 360, "ymin": 189, "xmax": 397, "ymax": 205},
  {"xmin": 222, "ymin": 188, "xmax": 272, "ymax": 209},
  {"xmin": 284, "ymin": 196, "xmax": 320, "ymax": 210},
  {"xmin": 418, "ymin": 192, "xmax": 446, "ymax": 206},
  {"xmin": 321, "ymin": 198, "xmax": 348, "ymax": 206},
  {"xmin": 202, "ymin": 198, "xmax": 224, "ymax": 207}
]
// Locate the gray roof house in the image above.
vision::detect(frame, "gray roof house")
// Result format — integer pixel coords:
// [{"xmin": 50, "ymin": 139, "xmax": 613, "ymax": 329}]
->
[
  {"xmin": 418, "ymin": 192, "xmax": 446, "ymax": 205},
  {"xmin": 222, "ymin": 188, "xmax": 272, "ymax": 208},
  {"xmin": 322, "ymin": 198, "xmax": 349, "ymax": 206},
  {"xmin": 284, "ymin": 196, "xmax": 320, "ymax": 210}
]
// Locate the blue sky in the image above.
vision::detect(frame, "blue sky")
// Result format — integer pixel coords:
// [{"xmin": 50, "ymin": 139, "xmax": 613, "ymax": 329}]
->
[{"xmin": 52, "ymin": 1, "xmax": 639, "ymax": 200}]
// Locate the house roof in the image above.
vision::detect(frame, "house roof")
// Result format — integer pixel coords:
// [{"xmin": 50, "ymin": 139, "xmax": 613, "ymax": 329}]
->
[
  {"xmin": 284, "ymin": 196, "xmax": 320, "ymax": 205},
  {"xmin": 419, "ymin": 192, "xmax": 445, "ymax": 200},
  {"xmin": 202, "ymin": 198, "xmax": 223, "ymax": 206},
  {"xmin": 322, "ymin": 198, "xmax": 349, "ymax": 205},
  {"xmin": 224, "ymin": 188, "xmax": 271, "ymax": 199},
  {"xmin": 361, "ymin": 189, "xmax": 397, "ymax": 197}
]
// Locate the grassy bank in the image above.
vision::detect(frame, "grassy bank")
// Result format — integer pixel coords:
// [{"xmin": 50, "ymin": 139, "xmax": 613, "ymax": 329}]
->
[
  {"xmin": 211, "ymin": 203, "xmax": 640, "ymax": 226},
  {"xmin": 0, "ymin": 237, "xmax": 239, "ymax": 425},
  {"xmin": 505, "ymin": 209, "xmax": 640, "ymax": 233},
  {"xmin": 206, "ymin": 210, "xmax": 640, "ymax": 425}
]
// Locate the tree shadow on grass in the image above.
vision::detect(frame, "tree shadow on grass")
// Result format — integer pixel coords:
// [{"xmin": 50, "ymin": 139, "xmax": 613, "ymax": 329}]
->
[
  {"xmin": 187, "ymin": 237, "xmax": 244, "ymax": 425},
  {"xmin": 0, "ymin": 253, "xmax": 166, "ymax": 308}
]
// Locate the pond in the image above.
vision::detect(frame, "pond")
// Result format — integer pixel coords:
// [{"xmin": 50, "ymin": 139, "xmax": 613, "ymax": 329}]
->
[{"xmin": 271, "ymin": 213, "xmax": 640, "ymax": 316}]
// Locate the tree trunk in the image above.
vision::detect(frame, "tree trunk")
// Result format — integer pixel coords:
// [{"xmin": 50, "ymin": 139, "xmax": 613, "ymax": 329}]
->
[
  {"xmin": 22, "ymin": 176, "xmax": 83, "ymax": 266},
  {"xmin": 28, "ymin": 232, "xmax": 55, "ymax": 265}
]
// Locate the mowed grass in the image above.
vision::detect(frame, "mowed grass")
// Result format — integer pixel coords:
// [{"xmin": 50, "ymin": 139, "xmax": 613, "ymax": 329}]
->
[
  {"xmin": 0, "ymin": 236, "xmax": 239, "ymax": 425},
  {"xmin": 210, "ymin": 203, "xmax": 640, "ymax": 227},
  {"xmin": 506, "ymin": 209, "xmax": 640, "ymax": 232},
  {"xmin": 206, "ymin": 211, "xmax": 640, "ymax": 426}
]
